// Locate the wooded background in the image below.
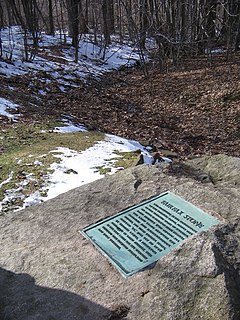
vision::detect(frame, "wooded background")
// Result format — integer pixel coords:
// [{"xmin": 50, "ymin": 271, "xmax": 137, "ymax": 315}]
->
[{"xmin": 0, "ymin": 0, "xmax": 239, "ymax": 65}]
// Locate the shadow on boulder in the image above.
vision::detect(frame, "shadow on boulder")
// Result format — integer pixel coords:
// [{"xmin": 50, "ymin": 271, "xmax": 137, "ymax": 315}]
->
[{"xmin": 0, "ymin": 267, "xmax": 126, "ymax": 320}]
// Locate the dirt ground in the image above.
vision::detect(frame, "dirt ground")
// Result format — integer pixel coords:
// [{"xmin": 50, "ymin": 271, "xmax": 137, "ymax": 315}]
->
[{"xmin": 1, "ymin": 54, "xmax": 240, "ymax": 159}]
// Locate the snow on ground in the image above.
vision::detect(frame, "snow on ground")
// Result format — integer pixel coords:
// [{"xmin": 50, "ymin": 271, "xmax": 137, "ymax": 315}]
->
[
  {"xmin": 0, "ymin": 26, "xmax": 141, "ymax": 84},
  {"xmin": 0, "ymin": 27, "xmax": 152, "ymax": 212},
  {"xmin": 23, "ymin": 133, "xmax": 152, "ymax": 208},
  {"xmin": 0, "ymin": 97, "xmax": 20, "ymax": 119},
  {"xmin": 0, "ymin": 121, "xmax": 153, "ymax": 212},
  {"xmin": 0, "ymin": 171, "xmax": 13, "ymax": 188},
  {"xmin": 53, "ymin": 117, "xmax": 87, "ymax": 133}
]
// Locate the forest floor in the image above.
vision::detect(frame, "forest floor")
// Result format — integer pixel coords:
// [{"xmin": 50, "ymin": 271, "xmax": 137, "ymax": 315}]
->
[
  {"xmin": 1, "ymin": 53, "xmax": 240, "ymax": 160},
  {"xmin": 69, "ymin": 55, "xmax": 240, "ymax": 159},
  {"xmin": 0, "ymin": 49, "xmax": 240, "ymax": 212}
]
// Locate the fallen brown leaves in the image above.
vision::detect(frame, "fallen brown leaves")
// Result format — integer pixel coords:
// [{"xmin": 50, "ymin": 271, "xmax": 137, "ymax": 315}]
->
[
  {"xmin": 51, "ymin": 56, "xmax": 240, "ymax": 159},
  {"xmin": 1, "ymin": 54, "xmax": 239, "ymax": 160}
]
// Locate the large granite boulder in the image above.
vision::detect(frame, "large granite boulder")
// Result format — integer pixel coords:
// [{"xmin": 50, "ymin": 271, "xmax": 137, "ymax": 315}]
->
[{"xmin": 0, "ymin": 154, "xmax": 240, "ymax": 320}]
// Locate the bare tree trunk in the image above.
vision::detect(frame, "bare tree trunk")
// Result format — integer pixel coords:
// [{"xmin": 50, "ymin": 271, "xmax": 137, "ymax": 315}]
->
[
  {"xmin": 206, "ymin": 0, "xmax": 217, "ymax": 52},
  {"xmin": 48, "ymin": 0, "xmax": 55, "ymax": 35},
  {"xmin": 0, "ymin": 2, "xmax": 3, "ymax": 28},
  {"xmin": 78, "ymin": 0, "xmax": 87, "ymax": 33},
  {"xmin": 121, "ymin": 0, "xmax": 135, "ymax": 41},
  {"xmin": 139, "ymin": 0, "xmax": 148, "ymax": 49},
  {"xmin": 102, "ymin": 0, "xmax": 114, "ymax": 45},
  {"xmin": 85, "ymin": 0, "xmax": 89, "ymax": 29},
  {"xmin": 1, "ymin": 0, "xmax": 239, "ymax": 67},
  {"xmin": 66, "ymin": 0, "xmax": 80, "ymax": 47},
  {"xmin": 235, "ymin": 19, "xmax": 240, "ymax": 51},
  {"xmin": 180, "ymin": 0, "xmax": 186, "ymax": 42}
]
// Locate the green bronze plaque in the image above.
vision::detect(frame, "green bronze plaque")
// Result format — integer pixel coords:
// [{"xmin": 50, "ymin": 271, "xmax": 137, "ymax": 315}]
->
[{"xmin": 80, "ymin": 191, "xmax": 220, "ymax": 277}]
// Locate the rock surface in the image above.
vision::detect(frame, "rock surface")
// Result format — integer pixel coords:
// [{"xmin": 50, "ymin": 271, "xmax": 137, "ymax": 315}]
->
[{"xmin": 0, "ymin": 154, "xmax": 240, "ymax": 320}]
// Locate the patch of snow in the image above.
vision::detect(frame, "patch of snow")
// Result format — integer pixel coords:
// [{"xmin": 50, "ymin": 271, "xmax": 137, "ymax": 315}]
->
[
  {"xmin": 1, "ymin": 188, "xmax": 23, "ymax": 211},
  {"xmin": 161, "ymin": 156, "xmax": 173, "ymax": 163},
  {"xmin": 0, "ymin": 28, "xmax": 151, "ymax": 212},
  {"xmin": 205, "ymin": 47, "xmax": 225, "ymax": 54},
  {"xmin": 0, "ymin": 172, "xmax": 35, "ymax": 211},
  {"xmin": 34, "ymin": 160, "xmax": 43, "ymax": 166},
  {"xmin": 0, "ymin": 97, "xmax": 20, "ymax": 119},
  {"xmin": 59, "ymin": 86, "xmax": 66, "ymax": 92},
  {"xmin": 24, "ymin": 191, "xmax": 42, "ymax": 207},
  {"xmin": 53, "ymin": 118, "xmax": 87, "ymax": 133},
  {"xmin": 0, "ymin": 171, "xmax": 13, "ymax": 188},
  {"xmin": 0, "ymin": 26, "xmax": 141, "ymax": 85},
  {"xmin": 22, "ymin": 134, "xmax": 152, "ymax": 207},
  {"xmin": 38, "ymin": 89, "xmax": 47, "ymax": 95}
]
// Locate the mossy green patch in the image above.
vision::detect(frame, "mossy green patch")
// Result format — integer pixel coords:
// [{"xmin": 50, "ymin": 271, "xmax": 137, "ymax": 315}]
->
[
  {"xmin": 0, "ymin": 122, "xmax": 104, "ymax": 212},
  {"xmin": 93, "ymin": 150, "xmax": 141, "ymax": 177},
  {"xmin": 111, "ymin": 150, "xmax": 141, "ymax": 169},
  {"xmin": 95, "ymin": 166, "xmax": 112, "ymax": 175}
]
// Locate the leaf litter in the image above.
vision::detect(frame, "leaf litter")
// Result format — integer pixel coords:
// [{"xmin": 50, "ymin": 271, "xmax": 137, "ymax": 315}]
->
[{"xmin": 0, "ymin": 27, "xmax": 239, "ymax": 212}]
